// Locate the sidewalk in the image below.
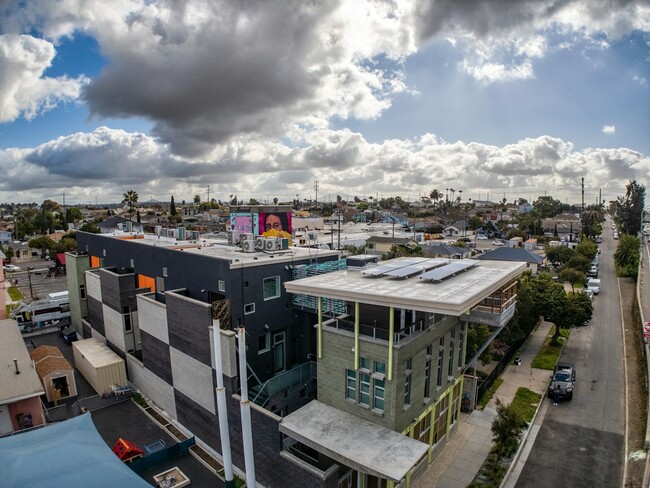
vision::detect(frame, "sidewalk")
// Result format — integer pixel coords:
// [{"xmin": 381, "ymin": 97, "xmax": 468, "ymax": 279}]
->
[{"xmin": 413, "ymin": 321, "xmax": 553, "ymax": 488}]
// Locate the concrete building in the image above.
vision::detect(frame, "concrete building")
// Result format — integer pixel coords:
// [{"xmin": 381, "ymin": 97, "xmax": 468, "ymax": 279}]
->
[
  {"xmin": 284, "ymin": 257, "xmax": 525, "ymax": 486},
  {"xmin": 68, "ymin": 230, "xmax": 525, "ymax": 488}
]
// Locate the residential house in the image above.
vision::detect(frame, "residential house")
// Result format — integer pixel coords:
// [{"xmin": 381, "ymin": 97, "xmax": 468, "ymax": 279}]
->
[
  {"xmin": 477, "ymin": 247, "xmax": 545, "ymax": 274},
  {"xmin": 366, "ymin": 236, "xmax": 417, "ymax": 255},
  {"xmin": 0, "ymin": 319, "xmax": 46, "ymax": 434}
]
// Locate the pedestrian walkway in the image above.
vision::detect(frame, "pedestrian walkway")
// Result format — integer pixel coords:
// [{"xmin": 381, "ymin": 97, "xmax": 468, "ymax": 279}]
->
[{"xmin": 413, "ymin": 321, "xmax": 554, "ymax": 488}]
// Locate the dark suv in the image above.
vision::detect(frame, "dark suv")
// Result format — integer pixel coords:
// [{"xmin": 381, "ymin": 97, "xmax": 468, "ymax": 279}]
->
[{"xmin": 549, "ymin": 362, "xmax": 575, "ymax": 401}]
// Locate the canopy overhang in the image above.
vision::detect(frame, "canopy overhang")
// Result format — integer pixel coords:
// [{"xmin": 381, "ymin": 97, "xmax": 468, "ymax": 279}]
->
[{"xmin": 279, "ymin": 400, "xmax": 428, "ymax": 482}]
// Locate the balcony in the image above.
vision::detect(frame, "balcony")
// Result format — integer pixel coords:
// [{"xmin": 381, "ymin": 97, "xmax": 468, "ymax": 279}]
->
[
  {"xmin": 464, "ymin": 281, "xmax": 518, "ymax": 327},
  {"xmin": 321, "ymin": 315, "xmax": 430, "ymax": 346}
]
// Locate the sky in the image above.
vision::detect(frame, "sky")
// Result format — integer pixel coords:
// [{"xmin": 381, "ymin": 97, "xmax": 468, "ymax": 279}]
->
[{"xmin": 0, "ymin": 0, "xmax": 648, "ymax": 207}]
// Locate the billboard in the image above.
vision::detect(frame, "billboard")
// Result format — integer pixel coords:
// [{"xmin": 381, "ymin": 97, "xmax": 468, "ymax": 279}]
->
[
  {"xmin": 258, "ymin": 212, "xmax": 292, "ymax": 238},
  {"xmin": 230, "ymin": 213, "xmax": 259, "ymax": 235}
]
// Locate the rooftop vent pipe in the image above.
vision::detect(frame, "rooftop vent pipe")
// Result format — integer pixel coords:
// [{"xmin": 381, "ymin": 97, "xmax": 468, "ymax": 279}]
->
[{"xmin": 13, "ymin": 358, "xmax": 20, "ymax": 374}]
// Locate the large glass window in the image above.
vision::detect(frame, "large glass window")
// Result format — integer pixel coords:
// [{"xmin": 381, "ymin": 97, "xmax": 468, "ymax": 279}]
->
[
  {"xmin": 374, "ymin": 361, "xmax": 386, "ymax": 375},
  {"xmin": 360, "ymin": 357, "xmax": 370, "ymax": 371},
  {"xmin": 263, "ymin": 276, "xmax": 281, "ymax": 300},
  {"xmin": 414, "ymin": 414, "xmax": 431, "ymax": 444},
  {"xmin": 433, "ymin": 395, "xmax": 449, "ymax": 445}
]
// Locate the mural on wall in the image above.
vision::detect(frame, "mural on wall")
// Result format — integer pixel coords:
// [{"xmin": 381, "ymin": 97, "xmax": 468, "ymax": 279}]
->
[
  {"xmin": 230, "ymin": 213, "xmax": 259, "ymax": 235},
  {"xmin": 259, "ymin": 212, "xmax": 292, "ymax": 239}
]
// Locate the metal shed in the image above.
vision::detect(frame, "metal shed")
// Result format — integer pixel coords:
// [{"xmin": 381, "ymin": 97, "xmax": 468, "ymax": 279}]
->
[
  {"xmin": 72, "ymin": 338, "xmax": 127, "ymax": 395},
  {"xmin": 30, "ymin": 345, "xmax": 77, "ymax": 403}
]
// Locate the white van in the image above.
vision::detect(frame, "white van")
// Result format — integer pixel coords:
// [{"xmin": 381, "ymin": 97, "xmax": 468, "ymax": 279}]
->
[{"xmin": 587, "ymin": 278, "xmax": 601, "ymax": 295}]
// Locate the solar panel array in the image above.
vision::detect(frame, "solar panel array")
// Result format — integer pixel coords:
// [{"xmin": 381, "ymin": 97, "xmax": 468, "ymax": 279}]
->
[
  {"xmin": 419, "ymin": 260, "xmax": 477, "ymax": 282},
  {"xmin": 362, "ymin": 258, "xmax": 430, "ymax": 276},
  {"xmin": 383, "ymin": 259, "xmax": 448, "ymax": 278}
]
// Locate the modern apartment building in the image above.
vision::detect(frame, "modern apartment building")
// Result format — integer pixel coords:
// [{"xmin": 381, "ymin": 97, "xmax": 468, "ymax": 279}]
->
[{"xmin": 68, "ymin": 229, "xmax": 524, "ymax": 488}]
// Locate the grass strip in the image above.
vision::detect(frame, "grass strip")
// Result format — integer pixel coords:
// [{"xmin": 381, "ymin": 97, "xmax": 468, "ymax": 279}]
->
[{"xmin": 531, "ymin": 328, "xmax": 569, "ymax": 370}]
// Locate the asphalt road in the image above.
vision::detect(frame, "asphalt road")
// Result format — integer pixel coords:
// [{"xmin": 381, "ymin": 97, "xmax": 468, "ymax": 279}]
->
[{"xmin": 515, "ymin": 220, "xmax": 625, "ymax": 488}]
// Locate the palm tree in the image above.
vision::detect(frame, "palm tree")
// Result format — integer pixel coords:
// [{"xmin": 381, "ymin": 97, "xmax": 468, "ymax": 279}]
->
[
  {"xmin": 430, "ymin": 189, "xmax": 441, "ymax": 209},
  {"xmin": 122, "ymin": 190, "xmax": 139, "ymax": 222},
  {"xmin": 581, "ymin": 209, "xmax": 603, "ymax": 238}
]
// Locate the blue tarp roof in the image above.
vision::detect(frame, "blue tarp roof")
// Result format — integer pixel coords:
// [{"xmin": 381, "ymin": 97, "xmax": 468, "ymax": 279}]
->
[{"xmin": 0, "ymin": 413, "xmax": 150, "ymax": 488}]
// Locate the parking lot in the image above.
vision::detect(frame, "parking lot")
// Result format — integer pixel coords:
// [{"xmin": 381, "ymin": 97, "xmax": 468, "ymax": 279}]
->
[{"xmin": 6, "ymin": 258, "xmax": 68, "ymax": 301}]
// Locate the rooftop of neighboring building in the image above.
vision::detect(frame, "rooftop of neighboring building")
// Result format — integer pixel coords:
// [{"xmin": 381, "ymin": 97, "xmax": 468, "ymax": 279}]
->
[
  {"xmin": 0, "ymin": 319, "xmax": 45, "ymax": 404},
  {"xmin": 476, "ymin": 247, "xmax": 544, "ymax": 264}
]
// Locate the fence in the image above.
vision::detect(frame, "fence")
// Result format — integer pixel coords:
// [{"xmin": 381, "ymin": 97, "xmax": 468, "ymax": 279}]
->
[
  {"xmin": 70, "ymin": 389, "xmax": 134, "ymax": 416},
  {"xmin": 128, "ymin": 437, "xmax": 196, "ymax": 474},
  {"xmin": 476, "ymin": 336, "xmax": 526, "ymax": 402}
]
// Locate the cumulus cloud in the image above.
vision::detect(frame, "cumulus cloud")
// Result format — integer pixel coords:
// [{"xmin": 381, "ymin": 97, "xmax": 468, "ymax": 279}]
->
[
  {"xmin": 0, "ymin": 34, "xmax": 87, "ymax": 122},
  {"xmin": 602, "ymin": 125, "xmax": 616, "ymax": 135},
  {"xmin": 1, "ymin": 126, "xmax": 647, "ymax": 205},
  {"xmin": 413, "ymin": 0, "xmax": 650, "ymax": 82}
]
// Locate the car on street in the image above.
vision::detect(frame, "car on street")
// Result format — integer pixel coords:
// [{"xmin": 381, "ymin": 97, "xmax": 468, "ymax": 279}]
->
[
  {"xmin": 3, "ymin": 264, "xmax": 21, "ymax": 272},
  {"xmin": 476, "ymin": 234, "xmax": 488, "ymax": 240},
  {"xmin": 549, "ymin": 362, "xmax": 576, "ymax": 401},
  {"xmin": 492, "ymin": 239, "xmax": 505, "ymax": 246}
]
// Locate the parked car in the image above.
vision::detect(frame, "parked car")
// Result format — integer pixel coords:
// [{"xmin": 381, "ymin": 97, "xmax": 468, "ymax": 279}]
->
[
  {"xmin": 476, "ymin": 234, "xmax": 488, "ymax": 240},
  {"xmin": 492, "ymin": 239, "xmax": 505, "ymax": 246},
  {"xmin": 3, "ymin": 264, "xmax": 21, "ymax": 272},
  {"xmin": 549, "ymin": 362, "xmax": 576, "ymax": 401}
]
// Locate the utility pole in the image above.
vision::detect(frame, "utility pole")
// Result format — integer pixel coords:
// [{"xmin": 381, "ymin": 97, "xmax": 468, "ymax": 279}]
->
[
  {"xmin": 207, "ymin": 185, "xmax": 210, "ymax": 204},
  {"xmin": 27, "ymin": 267, "xmax": 34, "ymax": 300},
  {"xmin": 314, "ymin": 180, "xmax": 319, "ymax": 209},
  {"xmin": 581, "ymin": 177, "xmax": 584, "ymax": 211}
]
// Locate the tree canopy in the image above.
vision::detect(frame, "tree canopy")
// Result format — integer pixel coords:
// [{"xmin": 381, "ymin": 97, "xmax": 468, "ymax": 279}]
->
[{"xmin": 611, "ymin": 179, "xmax": 645, "ymax": 235}]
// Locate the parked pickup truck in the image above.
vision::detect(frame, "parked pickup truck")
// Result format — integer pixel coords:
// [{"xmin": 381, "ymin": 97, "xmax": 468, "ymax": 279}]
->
[
  {"xmin": 587, "ymin": 278, "xmax": 601, "ymax": 295},
  {"xmin": 549, "ymin": 362, "xmax": 576, "ymax": 401}
]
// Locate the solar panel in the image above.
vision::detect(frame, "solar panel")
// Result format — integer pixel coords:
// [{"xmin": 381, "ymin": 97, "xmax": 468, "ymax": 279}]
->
[
  {"xmin": 419, "ymin": 260, "xmax": 477, "ymax": 282},
  {"xmin": 383, "ymin": 259, "xmax": 448, "ymax": 278},
  {"xmin": 362, "ymin": 258, "xmax": 429, "ymax": 276}
]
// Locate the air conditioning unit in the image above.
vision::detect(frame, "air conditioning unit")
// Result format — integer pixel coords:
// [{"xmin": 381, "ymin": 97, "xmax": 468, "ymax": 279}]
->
[
  {"xmin": 264, "ymin": 238, "xmax": 276, "ymax": 251},
  {"xmin": 279, "ymin": 238, "xmax": 289, "ymax": 250},
  {"xmin": 242, "ymin": 240, "xmax": 255, "ymax": 253},
  {"xmin": 240, "ymin": 233, "xmax": 254, "ymax": 242},
  {"xmin": 255, "ymin": 236, "xmax": 266, "ymax": 250},
  {"xmin": 227, "ymin": 230, "xmax": 239, "ymax": 245}
]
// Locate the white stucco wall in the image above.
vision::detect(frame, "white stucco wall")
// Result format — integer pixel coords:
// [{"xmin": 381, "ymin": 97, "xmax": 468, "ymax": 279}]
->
[
  {"xmin": 103, "ymin": 304, "xmax": 126, "ymax": 352},
  {"xmin": 170, "ymin": 347, "xmax": 215, "ymax": 414}
]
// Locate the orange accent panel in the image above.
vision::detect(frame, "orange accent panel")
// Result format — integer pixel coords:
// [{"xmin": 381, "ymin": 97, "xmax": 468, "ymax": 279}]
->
[
  {"xmin": 138, "ymin": 274, "xmax": 155, "ymax": 292},
  {"xmin": 90, "ymin": 256, "xmax": 100, "ymax": 268}
]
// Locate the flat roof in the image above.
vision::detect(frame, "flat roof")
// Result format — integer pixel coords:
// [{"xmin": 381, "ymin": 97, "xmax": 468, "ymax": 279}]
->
[
  {"xmin": 279, "ymin": 400, "xmax": 428, "ymax": 482},
  {"xmin": 73, "ymin": 338, "xmax": 123, "ymax": 368},
  {"xmin": 285, "ymin": 257, "xmax": 526, "ymax": 315},
  {"xmin": 92, "ymin": 232, "xmax": 340, "ymax": 267},
  {"xmin": 0, "ymin": 319, "xmax": 45, "ymax": 404}
]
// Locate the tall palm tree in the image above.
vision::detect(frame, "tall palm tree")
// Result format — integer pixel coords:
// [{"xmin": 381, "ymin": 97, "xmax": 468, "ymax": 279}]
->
[
  {"xmin": 430, "ymin": 189, "xmax": 441, "ymax": 209},
  {"xmin": 122, "ymin": 190, "xmax": 139, "ymax": 222}
]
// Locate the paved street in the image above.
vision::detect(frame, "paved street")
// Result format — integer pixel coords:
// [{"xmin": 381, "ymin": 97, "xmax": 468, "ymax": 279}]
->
[
  {"xmin": 6, "ymin": 258, "xmax": 68, "ymax": 302},
  {"xmin": 514, "ymin": 219, "xmax": 625, "ymax": 488}
]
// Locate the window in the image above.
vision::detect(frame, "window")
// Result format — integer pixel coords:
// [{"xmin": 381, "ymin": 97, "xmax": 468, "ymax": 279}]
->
[
  {"xmin": 374, "ymin": 361, "xmax": 386, "ymax": 375},
  {"xmin": 162, "ymin": 267, "xmax": 168, "ymax": 277},
  {"xmin": 458, "ymin": 324, "xmax": 465, "ymax": 368},
  {"xmin": 359, "ymin": 357, "xmax": 370, "ymax": 371},
  {"xmin": 433, "ymin": 395, "xmax": 449, "ymax": 445},
  {"xmin": 373, "ymin": 378, "xmax": 385, "ymax": 411},
  {"xmin": 404, "ymin": 375, "xmax": 411, "ymax": 407},
  {"xmin": 414, "ymin": 414, "xmax": 431, "ymax": 444},
  {"xmin": 218, "ymin": 280, "xmax": 226, "ymax": 292},
  {"xmin": 156, "ymin": 276, "xmax": 165, "ymax": 292},
  {"xmin": 346, "ymin": 370, "xmax": 357, "ymax": 400},
  {"xmin": 437, "ymin": 339, "xmax": 444, "ymax": 387},
  {"xmin": 130, "ymin": 258, "xmax": 134, "ymax": 268},
  {"xmin": 79, "ymin": 284, "xmax": 86, "ymax": 300},
  {"xmin": 258, "ymin": 332, "xmax": 270, "ymax": 354},
  {"xmin": 244, "ymin": 303, "xmax": 255, "ymax": 314},
  {"xmin": 448, "ymin": 332, "xmax": 455, "ymax": 377},
  {"xmin": 263, "ymin": 276, "xmax": 281, "ymax": 300},
  {"xmin": 424, "ymin": 346, "xmax": 432, "ymax": 399},
  {"xmin": 123, "ymin": 306, "xmax": 132, "ymax": 332},
  {"xmin": 359, "ymin": 373, "xmax": 370, "ymax": 406}
]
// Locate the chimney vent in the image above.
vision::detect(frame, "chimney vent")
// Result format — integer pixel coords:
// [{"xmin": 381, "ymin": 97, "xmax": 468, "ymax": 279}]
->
[{"xmin": 13, "ymin": 358, "xmax": 20, "ymax": 375}]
